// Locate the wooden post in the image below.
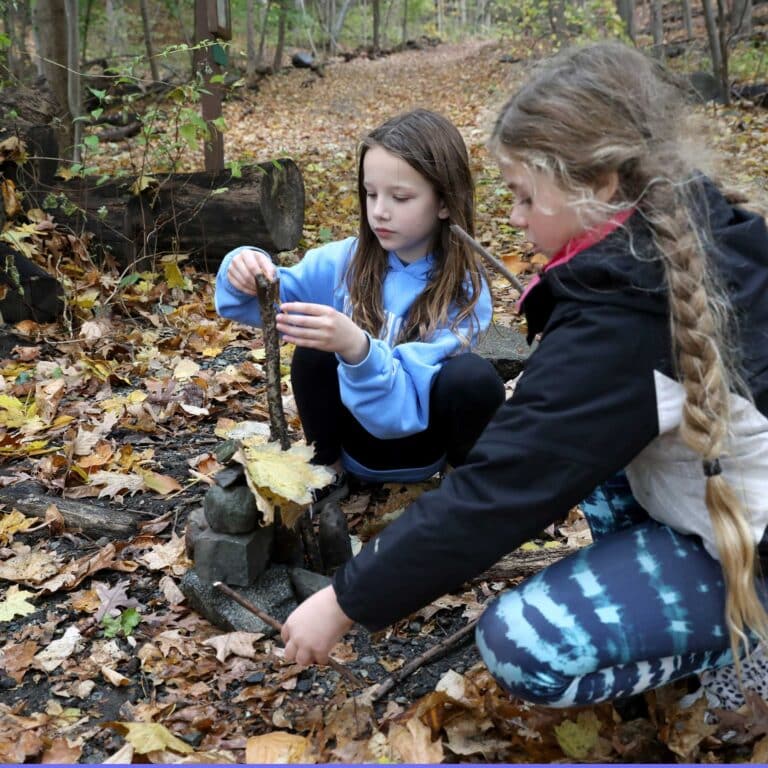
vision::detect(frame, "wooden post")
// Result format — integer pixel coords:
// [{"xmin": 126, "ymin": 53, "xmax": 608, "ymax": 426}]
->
[{"xmin": 193, "ymin": 0, "xmax": 231, "ymax": 172}]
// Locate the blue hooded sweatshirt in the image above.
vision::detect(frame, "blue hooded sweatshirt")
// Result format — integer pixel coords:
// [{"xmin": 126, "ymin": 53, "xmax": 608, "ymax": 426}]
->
[{"xmin": 214, "ymin": 237, "xmax": 493, "ymax": 480}]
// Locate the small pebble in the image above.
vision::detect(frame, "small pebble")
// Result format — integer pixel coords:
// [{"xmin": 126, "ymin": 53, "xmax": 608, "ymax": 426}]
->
[
  {"xmin": 179, "ymin": 731, "xmax": 204, "ymax": 748},
  {"xmin": 409, "ymin": 621, "xmax": 422, "ymax": 632},
  {"xmin": 296, "ymin": 679, "xmax": 312, "ymax": 693},
  {"xmin": 359, "ymin": 655, "xmax": 377, "ymax": 665},
  {"xmin": 0, "ymin": 675, "xmax": 16, "ymax": 690},
  {"xmin": 246, "ymin": 672, "xmax": 265, "ymax": 684}
]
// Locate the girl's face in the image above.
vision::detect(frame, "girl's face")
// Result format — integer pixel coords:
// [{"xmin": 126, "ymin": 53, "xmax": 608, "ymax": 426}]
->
[
  {"xmin": 500, "ymin": 160, "xmax": 586, "ymax": 258},
  {"xmin": 362, "ymin": 145, "xmax": 448, "ymax": 264}
]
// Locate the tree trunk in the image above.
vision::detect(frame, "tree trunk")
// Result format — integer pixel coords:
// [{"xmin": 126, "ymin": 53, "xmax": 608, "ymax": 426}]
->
[
  {"xmin": 731, "ymin": 0, "xmax": 752, "ymax": 37},
  {"xmin": 3, "ymin": 0, "xmax": 34, "ymax": 79},
  {"xmin": 273, "ymin": 0, "xmax": 287, "ymax": 71},
  {"xmin": 401, "ymin": 0, "xmax": 408, "ymax": 46},
  {"xmin": 246, "ymin": 0, "xmax": 257, "ymax": 76},
  {"xmin": 650, "ymin": 0, "xmax": 664, "ymax": 58},
  {"xmin": 681, "ymin": 0, "xmax": 693, "ymax": 38},
  {"xmin": 32, "ymin": 160, "xmax": 305, "ymax": 270},
  {"xmin": 372, "ymin": 0, "xmax": 381, "ymax": 53},
  {"xmin": 32, "ymin": 0, "xmax": 71, "ymax": 159},
  {"xmin": 140, "ymin": 0, "xmax": 160, "ymax": 82},
  {"xmin": 65, "ymin": 0, "xmax": 82, "ymax": 164},
  {"xmin": 702, "ymin": 0, "xmax": 727, "ymax": 102},
  {"xmin": 615, "ymin": 0, "xmax": 635, "ymax": 39},
  {"xmin": 716, "ymin": 0, "xmax": 730, "ymax": 105},
  {"xmin": 257, "ymin": 0, "xmax": 273, "ymax": 66}
]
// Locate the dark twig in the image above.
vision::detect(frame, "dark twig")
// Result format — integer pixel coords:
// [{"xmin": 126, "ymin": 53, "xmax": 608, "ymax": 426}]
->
[
  {"xmin": 370, "ymin": 618, "xmax": 479, "ymax": 702},
  {"xmin": 213, "ymin": 581, "xmax": 366, "ymax": 688},
  {"xmin": 450, "ymin": 223, "xmax": 525, "ymax": 293},
  {"xmin": 254, "ymin": 273, "xmax": 290, "ymax": 450}
]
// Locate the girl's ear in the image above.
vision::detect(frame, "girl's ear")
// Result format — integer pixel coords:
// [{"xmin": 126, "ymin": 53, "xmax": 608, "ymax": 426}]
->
[
  {"xmin": 437, "ymin": 201, "xmax": 450, "ymax": 220},
  {"xmin": 596, "ymin": 171, "xmax": 620, "ymax": 203}
]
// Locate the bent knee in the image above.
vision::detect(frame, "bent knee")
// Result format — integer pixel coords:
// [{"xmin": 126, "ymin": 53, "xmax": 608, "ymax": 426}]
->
[{"xmin": 476, "ymin": 594, "xmax": 586, "ymax": 706}]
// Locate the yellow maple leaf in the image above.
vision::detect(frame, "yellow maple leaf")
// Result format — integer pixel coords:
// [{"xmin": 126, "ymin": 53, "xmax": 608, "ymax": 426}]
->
[
  {"xmin": 233, "ymin": 441, "xmax": 332, "ymax": 526},
  {"xmin": 129, "ymin": 175, "xmax": 158, "ymax": 196},
  {"xmin": 0, "ymin": 394, "xmax": 37, "ymax": 429},
  {"xmin": 0, "ymin": 584, "xmax": 37, "ymax": 621},
  {"xmin": 0, "ymin": 509, "xmax": 37, "ymax": 544},
  {"xmin": 108, "ymin": 722, "xmax": 193, "ymax": 755},
  {"xmin": 163, "ymin": 261, "xmax": 191, "ymax": 291}
]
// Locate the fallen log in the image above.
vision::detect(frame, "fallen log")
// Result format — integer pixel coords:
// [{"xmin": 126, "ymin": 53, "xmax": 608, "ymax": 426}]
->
[
  {"xmin": 0, "ymin": 242, "xmax": 64, "ymax": 324},
  {"xmin": 476, "ymin": 543, "xmax": 582, "ymax": 582},
  {"xmin": 0, "ymin": 81, "xmax": 61, "ymax": 188},
  {"xmin": 32, "ymin": 159, "xmax": 305, "ymax": 270},
  {"xmin": 0, "ymin": 482, "xmax": 140, "ymax": 538}
]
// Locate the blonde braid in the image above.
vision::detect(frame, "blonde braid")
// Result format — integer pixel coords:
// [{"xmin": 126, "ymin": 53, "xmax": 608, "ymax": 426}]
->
[{"xmin": 646, "ymin": 181, "xmax": 768, "ymax": 666}]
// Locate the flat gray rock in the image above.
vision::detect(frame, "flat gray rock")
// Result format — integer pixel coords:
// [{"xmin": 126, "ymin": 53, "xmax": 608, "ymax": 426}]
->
[
  {"xmin": 180, "ymin": 565, "xmax": 297, "ymax": 635},
  {"xmin": 475, "ymin": 323, "xmax": 531, "ymax": 381}
]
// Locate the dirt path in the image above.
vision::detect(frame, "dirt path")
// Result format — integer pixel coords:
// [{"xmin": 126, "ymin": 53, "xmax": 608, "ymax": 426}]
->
[{"xmin": 224, "ymin": 39, "xmax": 517, "ymax": 160}]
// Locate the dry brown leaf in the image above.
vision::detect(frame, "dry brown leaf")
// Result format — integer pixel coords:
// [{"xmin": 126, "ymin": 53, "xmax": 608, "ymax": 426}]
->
[
  {"xmin": 203, "ymin": 632, "xmax": 264, "ymax": 663},
  {"xmin": 244, "ymin": 732, "xmax": 316, "ymax": 764},
  {"xmin": 0, "ymin": 639, "xmax": 38, "ymax": 683},
  {"xmin": 389, "ymin": 715, "xmax": 444, "ymax": 764},
  {"xmin": 40, "ymin": 737, "xmax": 83, "ymax": 763}
]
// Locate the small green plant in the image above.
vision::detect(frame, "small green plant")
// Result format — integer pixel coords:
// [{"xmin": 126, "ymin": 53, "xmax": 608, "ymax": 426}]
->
[{"xmin": 101, "ymin": 607, "xmax": 141, "ymax": 639}]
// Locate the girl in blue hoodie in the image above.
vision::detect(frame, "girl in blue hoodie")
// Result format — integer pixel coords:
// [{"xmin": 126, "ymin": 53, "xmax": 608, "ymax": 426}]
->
[{"xmin": 215, "ymin": 109, "xmax": 505, "ymax": 500}]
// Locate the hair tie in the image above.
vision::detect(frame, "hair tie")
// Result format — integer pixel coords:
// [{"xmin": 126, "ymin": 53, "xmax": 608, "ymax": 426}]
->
[{"xmin": 703, "ymin": 458, "xmax": 722, "ymax": 477}]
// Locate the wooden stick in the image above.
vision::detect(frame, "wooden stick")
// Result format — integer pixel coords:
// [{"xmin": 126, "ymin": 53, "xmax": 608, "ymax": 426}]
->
[
  {"xmin": 255, "ymin": 273, "xmax": 290, "ymax": 450},
  {"xmin": 370, "ymin": 618, "xmax": 479, "ymax": 702},
  {"xmin": 450, "ymin": 223, "xmax": 525, "ymax": 293},
  {"xmin": 213, "ymin": 581, "xmax": 366, "ymax": 688}
]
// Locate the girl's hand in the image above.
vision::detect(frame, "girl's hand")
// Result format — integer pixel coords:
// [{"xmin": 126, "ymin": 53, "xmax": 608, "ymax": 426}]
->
[
  {"xmin": 226, "ymin": 248, "xmax": 277, "ymax": 294},
  {"xmin": 281, "ymin": 586, "xmax": 354, "ymax": 666},
  {"xmin": 277, "ymin": 302, "xmax": 370, "ymax": 364}
]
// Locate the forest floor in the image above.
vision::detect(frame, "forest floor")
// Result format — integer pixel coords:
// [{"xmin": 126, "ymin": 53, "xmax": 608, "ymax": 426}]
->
[{"xmin": 1, "ymin": 36, "xmax": 768, "ymax": 764}]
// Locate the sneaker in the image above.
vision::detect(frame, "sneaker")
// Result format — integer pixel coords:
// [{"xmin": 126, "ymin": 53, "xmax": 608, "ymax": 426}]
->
[
  {"xmin": 310, "ymin": 471, "xmax": 349, "ymax": 517},
  {"xmin": 699, "ymin": 643, "xmax": 768, "ymax": 712}
]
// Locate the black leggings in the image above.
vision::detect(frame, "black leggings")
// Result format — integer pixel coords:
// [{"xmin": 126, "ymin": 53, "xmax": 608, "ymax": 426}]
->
[{"xmin": 291, "ymin": 347, "xmax": 505, "ymax": 472}]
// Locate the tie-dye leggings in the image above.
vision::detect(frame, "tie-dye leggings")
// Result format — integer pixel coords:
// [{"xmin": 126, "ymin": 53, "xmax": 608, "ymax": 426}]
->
[{"xmin": 476, "ymin": 472, "xmax": 748, "ymax": 707}]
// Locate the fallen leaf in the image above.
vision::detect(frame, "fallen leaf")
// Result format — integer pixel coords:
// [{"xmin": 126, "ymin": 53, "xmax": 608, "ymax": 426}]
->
[
  {"xmin": 107, "ymin": 721, "xmax": 194, "ymax": 756},
  {"xmin": 101, "ymin": 666, "xmax": 130, "ymax": 687},
  {"xmin": 389, "ymin": 715, "xmax": 444, "ymax": 764},
  {"xmin": 33, "ymin": 626, "xmax": 83, "ymax": 672},
  {"xmin": 0, "ymin": 584, "xmax": 37, "ymax": 621},
  {"xmin": 204, "ymin": 631, "xmax": 264, "ymax": 663},
  {"xmin": 245, "ymin": 732, "xmax": 316, "ymax": 764}
]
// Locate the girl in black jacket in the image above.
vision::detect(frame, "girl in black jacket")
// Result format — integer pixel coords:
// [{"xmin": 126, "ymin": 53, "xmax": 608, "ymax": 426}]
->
[{"xmin": 280, "ymin": 41, "xmax": 768, "ymax": 710}]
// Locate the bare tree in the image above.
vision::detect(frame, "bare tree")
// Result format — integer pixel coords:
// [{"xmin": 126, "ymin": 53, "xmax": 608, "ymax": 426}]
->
[
  {"xmin": 3, "ymin": 0, "xmax": 34, "ymax": 79},
  {"xmin": 650, "ymin": 0, "xmax": 664, "ymax": 57},
  {"xmin": 33, "ymin": 0, "xmax": 73, "ymax": 155},
  {"xmin": 273, "ymin": 0, "xmax": 288, "ymax": 70},
  {"xmin": 702, "ymin": 0, "xmax": 729, "ymax": 102},
  {"xmin": 731, "ymin": 0, "xmax": 752, "ymax": 37},
  {"xmin": 615, "ymin": 0, "xmax": 635, "ymax": 40},
  {"xmin": 681, "ymin": 0, "xmax": 693, "ymax": 38},
  {"xmin": 372, "ymin": 0, "xmax": 381, "ymax": 52},
  {"xmin": 139, "ymin": 0, "xmax": 160, "ymax": 81},
  {"xmin": 65, "ymin": 0, "xmax": 82, "ymax": 162}
]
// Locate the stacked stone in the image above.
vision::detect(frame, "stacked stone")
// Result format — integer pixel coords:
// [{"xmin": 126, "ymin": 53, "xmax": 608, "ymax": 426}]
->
[{"xmin": 193, "ymin": 464, "xmax": 274, "ymax": 586}]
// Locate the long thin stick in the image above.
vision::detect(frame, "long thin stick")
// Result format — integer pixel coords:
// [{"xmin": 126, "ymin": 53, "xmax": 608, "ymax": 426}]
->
[
  {"xmin": 370, "ymin": 618, "xmax": 479, "ymax": 702},
  {"xmin": 450, "ymin": 223, "xmax": 525, "ymax": 293},
  {"xmin": 255, "ymin": 273, "xmax": 290, "ymax": 450},
  {"xmin": 213, "ymin": 581, "xmax": 365, "ymax": 688}
]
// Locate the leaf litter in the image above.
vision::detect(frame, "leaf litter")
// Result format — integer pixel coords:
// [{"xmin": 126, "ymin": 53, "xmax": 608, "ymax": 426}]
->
[{"xmin": 0, "ymin": 39, "xmax": 767, "ymax": 763}]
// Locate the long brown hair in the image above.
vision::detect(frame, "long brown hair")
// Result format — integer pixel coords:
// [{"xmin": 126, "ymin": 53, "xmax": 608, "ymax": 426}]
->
[
  {"xmin": 490, "ymin": 42, "xmax": 768, "ymax": 665},
  {"xmin": 348, "ymin": 109, "xmax": 486, "ymax": 345}
]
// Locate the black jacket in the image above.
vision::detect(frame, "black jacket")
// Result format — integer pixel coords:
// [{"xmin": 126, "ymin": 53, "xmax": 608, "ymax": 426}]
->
[{"xmin": 333, "ymin": 180, "xmax": 768, "ymax": 631}]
